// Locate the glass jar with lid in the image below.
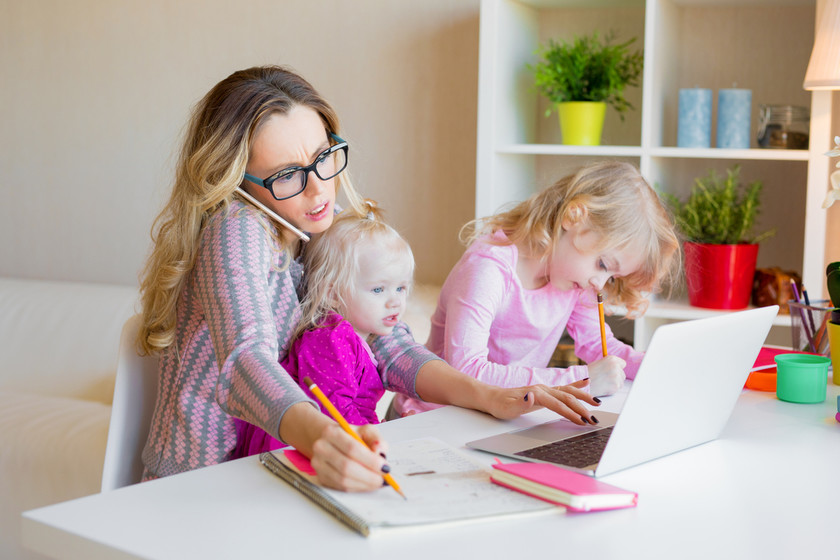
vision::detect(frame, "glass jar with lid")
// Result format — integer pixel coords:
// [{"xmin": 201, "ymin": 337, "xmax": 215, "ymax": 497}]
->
[{"xmin": 756, "ymin": 105, "xmax": 809, "ymax": 149}]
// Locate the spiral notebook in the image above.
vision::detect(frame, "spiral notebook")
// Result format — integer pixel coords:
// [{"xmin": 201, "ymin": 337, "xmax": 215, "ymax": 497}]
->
[{"xmin": 259, "ymin": 437, "xmax": 563, "ymax": 537}]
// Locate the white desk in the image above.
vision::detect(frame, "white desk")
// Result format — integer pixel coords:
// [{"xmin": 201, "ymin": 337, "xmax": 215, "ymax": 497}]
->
[{"xmin": 23, "ymin": 382, "xmax": 840, "ymax": 560}]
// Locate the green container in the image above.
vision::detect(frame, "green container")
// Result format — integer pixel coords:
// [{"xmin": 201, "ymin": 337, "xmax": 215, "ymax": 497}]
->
[{"xmin": 774, "ymin": 354, "xmax": 830, "ymax": 404}]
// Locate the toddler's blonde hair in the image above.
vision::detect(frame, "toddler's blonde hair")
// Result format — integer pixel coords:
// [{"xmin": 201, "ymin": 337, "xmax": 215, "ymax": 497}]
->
[
  {"xmin": 296, "ymin": 201, "xmax": 415, "ymax": 339},
  {"xmin": 462, "ymin": 161, "xmax": 679, "ymax": 317}
]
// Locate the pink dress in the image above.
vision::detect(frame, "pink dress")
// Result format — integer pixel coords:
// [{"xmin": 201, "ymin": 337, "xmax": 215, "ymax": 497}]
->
[
  {"xmin": 234, "ymin": 312, "xmax": 384, "ymax": 456},
  {"xmin": 394, "ymin": 231, "xmax": 643, "ymax": 416}
]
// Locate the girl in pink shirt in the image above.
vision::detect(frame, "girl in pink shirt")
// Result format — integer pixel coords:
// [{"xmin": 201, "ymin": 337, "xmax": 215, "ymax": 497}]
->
[
  {"xmin": 235, "ymin": 205, "xmax": 417, "ymax": 455},
  {"xmin": 394, "ymin": 161, "xmax": 680, "ymax": 417}
]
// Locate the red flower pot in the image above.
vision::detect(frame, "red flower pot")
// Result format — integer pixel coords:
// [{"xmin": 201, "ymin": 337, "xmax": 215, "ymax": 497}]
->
[{"xmin": 683, "ymin": 242, "xmax": 759, "ymax": 309}]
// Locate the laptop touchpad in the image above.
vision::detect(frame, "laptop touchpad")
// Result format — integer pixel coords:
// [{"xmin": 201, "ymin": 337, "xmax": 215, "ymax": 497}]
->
[{"xmin": 513, "ymin": 412, "xmax": 619, "ymax": 443}]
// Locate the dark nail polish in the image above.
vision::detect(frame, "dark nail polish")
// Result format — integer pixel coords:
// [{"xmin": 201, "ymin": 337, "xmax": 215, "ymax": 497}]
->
[
  {"xmin": 524, "ymin": 394, "xmax": 529, "ymax": 402},
  {"xmin": 382, "ymin": 480, "xmax": 388, "ymax": 487},
  {"xmin": 379, "ymin": 452, "xmax": 387, "ymax": 459},
  {"xmin": 593, "ymin": 397, "xmax": 602, "ymax": 404},
  {"xmin": 582, "ymin": 377, "xmax": 590, "ymax": 381},
  {"xmin": 381, "ymin": 464, "xmax": 391, "ymax": 474},
  {"xmin": 580, "ymin": 415, "xmax": 590, "ymax": 424},
  {"xmin": 590, "ymin": 416, "xmax": 599, "ymax": 424}
]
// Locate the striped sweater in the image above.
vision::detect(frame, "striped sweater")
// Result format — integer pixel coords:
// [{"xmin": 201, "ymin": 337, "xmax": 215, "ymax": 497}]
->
[{"xmin": 141, "ymin": 200, "xmax": 437, "ymax": 479}]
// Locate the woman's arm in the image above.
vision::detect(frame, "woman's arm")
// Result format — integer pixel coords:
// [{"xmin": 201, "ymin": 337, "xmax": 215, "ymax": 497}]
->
[{"xmin": 414, "ymin": 359, "xmax": 600, "ymax": 424}]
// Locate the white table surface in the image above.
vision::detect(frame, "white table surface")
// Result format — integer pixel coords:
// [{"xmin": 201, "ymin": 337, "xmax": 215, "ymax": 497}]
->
[{"xmin": 22, "ymin": 381, "xmax": 840, "ymax": 560}]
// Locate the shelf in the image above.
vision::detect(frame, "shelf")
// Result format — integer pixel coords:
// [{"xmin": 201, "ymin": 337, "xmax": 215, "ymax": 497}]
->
[
  {"xmin": 498, "ymin": 145, "xmax": 809, "ymax": 161},
  {"xmin": 649, "ymin": 147, "xmax": 810, "ymax": 161},
  {"xmin": 644, "ymin": 299, "xmax": 791, "ymax": 326},
  {"xmin": 498, "ymin": 144, "xmax": 644, "ymax": 157},
  {"xmin": 477, "ymin": 0, "xmax": 827, "ymax": 348}
]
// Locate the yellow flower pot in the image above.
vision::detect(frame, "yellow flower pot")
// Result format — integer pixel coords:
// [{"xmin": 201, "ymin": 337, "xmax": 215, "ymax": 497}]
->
[{"xmin": 557, "ymin": 101, "xmax": 607, "ymax": 146}]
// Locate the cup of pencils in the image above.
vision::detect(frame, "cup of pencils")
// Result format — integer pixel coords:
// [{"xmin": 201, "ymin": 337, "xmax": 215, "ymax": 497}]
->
[{"xmin": 788, "ymin": 300, "xmax": 832, "ymax": 357}]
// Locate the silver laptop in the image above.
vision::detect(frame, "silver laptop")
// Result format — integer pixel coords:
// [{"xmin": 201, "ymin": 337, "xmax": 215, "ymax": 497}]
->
[{"xmin": 467, "ymin": 305, "xmax": 778, "ymax": 477}]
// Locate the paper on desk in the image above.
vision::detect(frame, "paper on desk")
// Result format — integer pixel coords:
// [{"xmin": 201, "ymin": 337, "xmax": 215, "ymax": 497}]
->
[{"xmin": 273, "ymin": 437, "xmax": 561, "ymax": 532}]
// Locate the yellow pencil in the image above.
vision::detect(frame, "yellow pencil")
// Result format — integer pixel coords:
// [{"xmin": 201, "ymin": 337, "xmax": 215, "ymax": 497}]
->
[
  {"xmin": 303, "ymin": 376, "xmax": 407, "ymax": 500},
  {"xmin": 597, "ymin": 292, "xmax": 608, "ymax": 357}
]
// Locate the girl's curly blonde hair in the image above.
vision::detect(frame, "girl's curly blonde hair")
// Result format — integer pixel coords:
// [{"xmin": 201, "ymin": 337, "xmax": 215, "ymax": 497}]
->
[{"xmin": 461, "ymin": 161, "xmax": 679, "ymax": 317}]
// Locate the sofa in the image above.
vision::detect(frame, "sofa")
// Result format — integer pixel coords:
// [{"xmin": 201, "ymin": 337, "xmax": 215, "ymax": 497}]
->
[{"xmin": 0, "ymin": 277, "xmax": 439, "ymax": 560}]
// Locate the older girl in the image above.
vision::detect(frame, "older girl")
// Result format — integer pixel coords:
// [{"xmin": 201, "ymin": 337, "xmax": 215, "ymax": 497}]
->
[{"xmin": 394, "ymin": 161, "xmax": 679, "ymax": 417}]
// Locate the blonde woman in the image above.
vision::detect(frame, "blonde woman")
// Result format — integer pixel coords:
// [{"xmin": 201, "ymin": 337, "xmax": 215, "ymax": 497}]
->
[
  {"xmin": 394, "ymin": 161, "xmax": 680, "ymax": 418},
  {"xmin": 138, "ymin": 65, "xmax": 600, "ymax": 491}
]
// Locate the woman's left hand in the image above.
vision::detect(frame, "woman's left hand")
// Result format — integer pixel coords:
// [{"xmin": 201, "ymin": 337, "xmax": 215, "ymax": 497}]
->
[{"xmin": 481, "ymin": 379, "xmax": 601, "ymax": 424}]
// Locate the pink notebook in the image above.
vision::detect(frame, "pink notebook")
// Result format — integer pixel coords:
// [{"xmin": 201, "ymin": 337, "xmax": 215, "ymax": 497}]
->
[{"xmin": 490, "ymin": 461, "xmax": 638, "ymax": 513}]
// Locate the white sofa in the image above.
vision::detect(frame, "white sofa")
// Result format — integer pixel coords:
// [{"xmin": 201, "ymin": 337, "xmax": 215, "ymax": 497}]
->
[
  {"xmin": 0, "ymin": 278, "xmax": 138, "ymax": 560},
  {"xmin": 0, "ymin": 277, "xmax": 439, "ymax": 560}
]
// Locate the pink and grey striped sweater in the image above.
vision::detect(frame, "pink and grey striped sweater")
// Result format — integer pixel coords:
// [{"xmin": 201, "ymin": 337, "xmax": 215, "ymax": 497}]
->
[{"xmin": 141, "ymin": 200, "xmax": 437, "ymax": 480}]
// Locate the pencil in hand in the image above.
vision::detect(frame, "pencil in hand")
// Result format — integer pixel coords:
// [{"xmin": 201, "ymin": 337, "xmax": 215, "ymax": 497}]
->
[
  {"xmin": 302, "ymin": 376, "xmax": 407, "ymax": 500},
  {"xmin": 597, "ymin": 292, "xmax": 608, "ymax": 358}
]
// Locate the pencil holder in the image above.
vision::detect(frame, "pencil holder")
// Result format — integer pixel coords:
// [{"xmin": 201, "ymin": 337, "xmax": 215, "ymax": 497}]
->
[
  {"xmin": 775, "ymin": 354, "xmax": 830, "ymax": 404},
  {"xmin": 788, "ymin": 300, "xmax": 832, "ymax": 356}
]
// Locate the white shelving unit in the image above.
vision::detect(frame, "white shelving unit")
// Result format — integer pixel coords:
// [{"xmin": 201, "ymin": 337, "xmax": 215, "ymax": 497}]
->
[{"xmin": 476, "ymin": 0, "xmax": 833, "ymax": 350}]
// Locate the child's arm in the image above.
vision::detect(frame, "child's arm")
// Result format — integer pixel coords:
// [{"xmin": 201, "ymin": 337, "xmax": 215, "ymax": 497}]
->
[
  {"xmin": 565, "ymin": 292, "xmax": 644, "ymax": 379},
  {"xmin": 438, "ymin": 253, "xmax": 586, "ymax": 387},
  {"xmin": 293, "ymin": 320, "xmax": 382, "ymax": 426}
]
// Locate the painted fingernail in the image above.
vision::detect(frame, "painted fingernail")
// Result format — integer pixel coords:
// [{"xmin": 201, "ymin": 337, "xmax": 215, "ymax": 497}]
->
[
  {"xmin": 593, "ymin": 397, "xmax": 602, "ymax": 404},
  {"xmin": 582, "ymin": 377, "xmax": 590, "ymax": 381},
  {"xmin": 381, "ymin": 464, "xmax": 391, "ymax": 474},
  {"xmin": 382, "ymin": 480, "xmax": 388, "ymax": 487},
  {"xmin": 379, "ymin": 452, "xmax": 387, "ymax": 459},
  {"xmin": 580, "ymin": 415, "xmax": 590, "ymax": 424},
  {"xmin": 523, "ymin": 393, "xmax": 529, "ymax": 402},
  {"xmin": 590, "ymin": 416, "xmax": 599, "ymax": 424}
]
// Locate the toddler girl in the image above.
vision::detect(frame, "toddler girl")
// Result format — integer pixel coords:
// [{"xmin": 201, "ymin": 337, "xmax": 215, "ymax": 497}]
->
[
  {"xmin": 235, "ymin": 204, "xmax": 415, "ymax": 455},
  {"xmin": 393, "ymin": 161, "xmax": 679, "ymax": 417}
]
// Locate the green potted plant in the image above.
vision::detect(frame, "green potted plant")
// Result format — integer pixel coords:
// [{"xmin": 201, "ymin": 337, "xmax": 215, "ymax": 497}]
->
[
  {"xmin": 531, "ymin": 31, "xmax": 643, "ymax": 146},
  {"xmin": 664, "ymin": 165, "xmax": 775, "ymax": 310}
]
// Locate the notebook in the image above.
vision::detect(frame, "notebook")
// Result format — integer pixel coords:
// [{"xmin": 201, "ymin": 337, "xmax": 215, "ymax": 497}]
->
[
  {"xmin": 467, "ymin": 305, "xmax": 778, "ymax": 477},
  {"xmin": 259, "ymin": 437, "xmax": 563, "ymax": 537},
  {"xmin": 490, "ymin": 461, "xmax": 638, "ymax": 512}
]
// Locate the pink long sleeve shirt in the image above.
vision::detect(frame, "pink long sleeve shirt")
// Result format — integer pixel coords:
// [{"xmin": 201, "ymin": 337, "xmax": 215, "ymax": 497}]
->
[{"xmin": 393, "ymin": 231, "xmax": 642, "ymax": 416}]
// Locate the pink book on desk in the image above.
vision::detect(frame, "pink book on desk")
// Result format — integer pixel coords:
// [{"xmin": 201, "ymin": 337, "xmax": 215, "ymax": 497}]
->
[
  {"xmin": 751, "ymin": 346, "xmax": 813, "ymax": 372},
  {"xmin": 490, "ymin": 462, "xmax": 637, "ymax": 513}
]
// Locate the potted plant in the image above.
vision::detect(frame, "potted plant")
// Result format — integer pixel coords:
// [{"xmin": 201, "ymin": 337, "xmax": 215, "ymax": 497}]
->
[
  {"xmin": 531, "ymin": 31, "xmax": 643, "ymax": 146},
  {"xmin": 664, "ymin": 165, "xmax": 775, "ymax": 310}
]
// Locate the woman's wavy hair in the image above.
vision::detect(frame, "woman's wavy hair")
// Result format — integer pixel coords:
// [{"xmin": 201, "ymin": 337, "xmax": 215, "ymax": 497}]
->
[
  {"xmin": 138, "ymin": 65, "xmax": 365, "ymax": 354},
  {"xmin": 461, "ymin": 161, "xmax": 679, "ymax": 317},
  {"xmin": 295, "ymin": 201, "xmax": 414, "ymax": 340}
]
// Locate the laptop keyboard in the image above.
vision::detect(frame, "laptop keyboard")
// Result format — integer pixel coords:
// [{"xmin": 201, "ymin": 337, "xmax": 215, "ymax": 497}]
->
[{"xmin": 514, "ymin": 426, "xmax": 614, "ymax": 468}]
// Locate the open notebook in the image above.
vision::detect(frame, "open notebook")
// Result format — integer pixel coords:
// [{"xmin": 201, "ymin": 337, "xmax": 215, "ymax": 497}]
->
[{"xmin": 260, "ymin": 437, "xmax": 562, "ymax": 536}]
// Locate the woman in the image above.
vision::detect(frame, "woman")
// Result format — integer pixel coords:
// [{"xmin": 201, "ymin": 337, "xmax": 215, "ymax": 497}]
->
[{"xmin": 137, "ymin": 65, "xmax": 598, "ymax": 491}]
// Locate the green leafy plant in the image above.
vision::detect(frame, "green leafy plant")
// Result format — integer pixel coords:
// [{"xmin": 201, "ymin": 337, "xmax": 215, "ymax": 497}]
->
[
  {"xmin": 531, "ymin": 31, "xmax": 643, "ymax": 119},
  {"xmin": 663, "ymin": 165, "xmax": 775, "ymax": 245}
]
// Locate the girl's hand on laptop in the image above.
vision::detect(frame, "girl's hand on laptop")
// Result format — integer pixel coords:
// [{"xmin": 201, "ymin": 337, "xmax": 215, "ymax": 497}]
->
[
  {"xmin": 587, "ymin": 355, "xmax": 627, "ymax": 397},
  {"xmin": 484, "ymin": 380, "xmax": 601, "ymax": 425}
]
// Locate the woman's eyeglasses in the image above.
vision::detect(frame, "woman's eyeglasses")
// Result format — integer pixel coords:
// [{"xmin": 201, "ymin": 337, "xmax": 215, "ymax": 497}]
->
[{"xmin": 243, "ymin": 132, "xmax": 348, "ymax": 201}]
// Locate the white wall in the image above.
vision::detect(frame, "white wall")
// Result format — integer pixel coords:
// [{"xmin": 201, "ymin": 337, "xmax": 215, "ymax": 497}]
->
[{"xmin": 0, "ymin": 0, "xmax": 480, "ymax": 287}]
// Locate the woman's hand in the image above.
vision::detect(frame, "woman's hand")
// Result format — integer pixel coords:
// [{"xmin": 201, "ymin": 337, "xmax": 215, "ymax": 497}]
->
[
  {"xmin": 279, "ymin": 402, "xmax": 389, "ymax": 492},
  {"xmin": 480, "ymin": 379, "xmax": 601, "ymax": 424},
  {"xmin": 415, "ymin": 359, "xmax": 601, "ymax": 426},
  {"xmin": 586, "ymin": 355, "xmax": 627, "ymax": 397}
]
